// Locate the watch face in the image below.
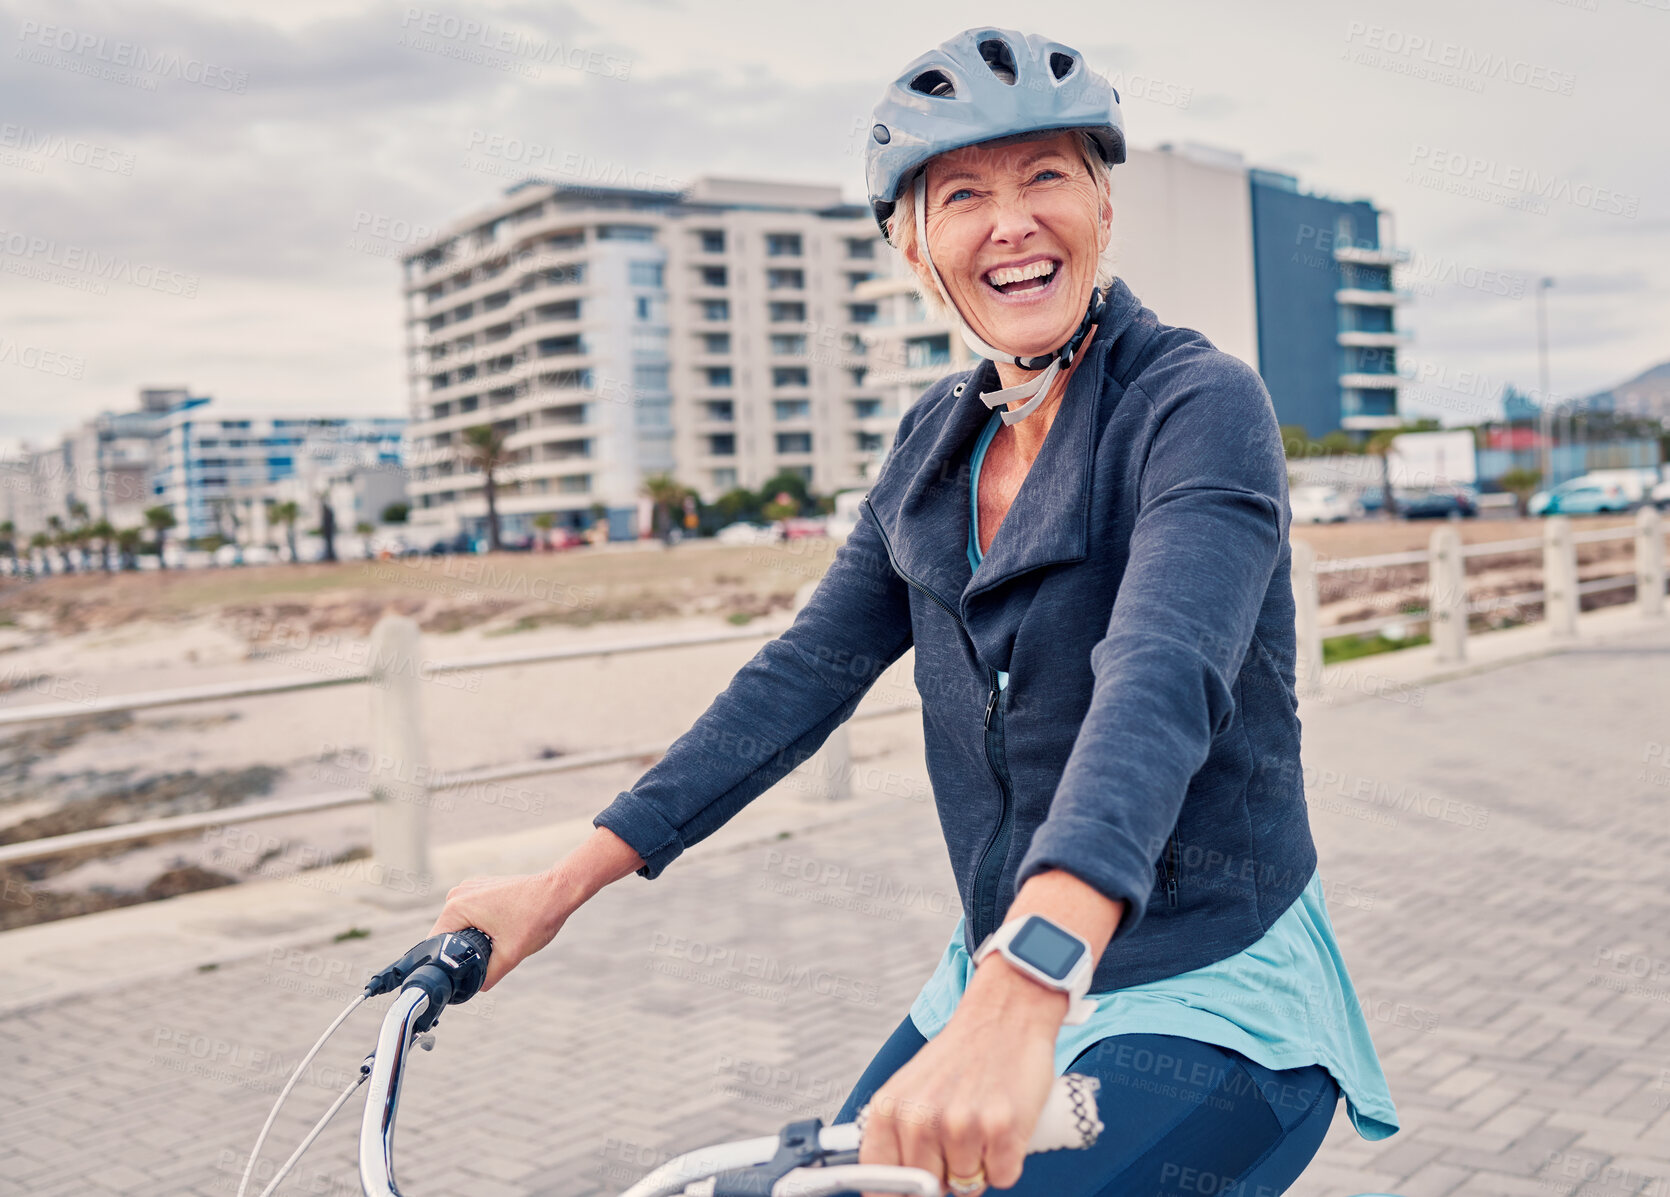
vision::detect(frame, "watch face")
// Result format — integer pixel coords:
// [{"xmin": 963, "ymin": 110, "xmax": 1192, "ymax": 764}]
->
[{"xmin": 1009, "ymin": 916, "xmax": 1086, "ymax": 981}]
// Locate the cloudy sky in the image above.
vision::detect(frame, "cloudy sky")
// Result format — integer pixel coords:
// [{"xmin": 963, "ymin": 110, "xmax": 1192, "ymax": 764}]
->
[{"xmin": 1, "ymin": 0, "xmax": 1663, "ymax": 450}]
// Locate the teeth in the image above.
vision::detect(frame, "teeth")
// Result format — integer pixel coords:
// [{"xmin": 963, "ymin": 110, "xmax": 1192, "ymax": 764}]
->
[{"xmin": 986, "ymin": 260, "xmax": 1056, "ymax": 288}]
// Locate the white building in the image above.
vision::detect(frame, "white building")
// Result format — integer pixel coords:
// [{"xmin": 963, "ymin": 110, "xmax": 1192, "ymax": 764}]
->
[{"xmin": 400, "ymin": 177, "xmax": 882, "ymax": 541}]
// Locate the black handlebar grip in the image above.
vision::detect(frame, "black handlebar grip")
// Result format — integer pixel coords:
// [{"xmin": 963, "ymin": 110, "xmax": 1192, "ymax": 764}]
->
[{"xmin": 443, "ymin": 928, "xmax": 492, "ymax": 1006}]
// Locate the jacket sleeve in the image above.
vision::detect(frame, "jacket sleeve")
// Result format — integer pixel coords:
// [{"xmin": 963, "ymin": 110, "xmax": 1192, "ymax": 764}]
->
[
  {"xmin": 592, "ymin": 479, "xmax": 918, "ymax": 882},
  {"xmin": 1013, "ymin": 356, "xmax": 1288, "ymax": 943}
]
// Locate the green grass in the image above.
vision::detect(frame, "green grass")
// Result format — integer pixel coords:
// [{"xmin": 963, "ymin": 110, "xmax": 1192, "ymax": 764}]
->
[{"xmin": 1323, "ymin": 630, "xmax": 1432, "ymax": 664}]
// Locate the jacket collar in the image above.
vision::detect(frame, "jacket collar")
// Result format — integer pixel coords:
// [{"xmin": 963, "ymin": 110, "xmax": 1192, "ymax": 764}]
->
[{"xmin": 863, "ymin": 278, "xmax": 1144, "ymax": 624}]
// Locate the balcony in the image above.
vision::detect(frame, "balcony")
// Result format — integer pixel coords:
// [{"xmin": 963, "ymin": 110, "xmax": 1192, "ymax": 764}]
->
[
  {"xmin": 1334, "ymin": 245, "xmax": 1410, "ymax": 267},
  {"xmin": 1336, "ymin": 331, "xmax": 1411, "ymax": 349},
  {"xmin": 1335, "ymin": 288, "xmax": 1413, "ymax": 307},
  {"xmin": 1339, "ymin": 373, "xmax": 1403, "ymax": 390}
]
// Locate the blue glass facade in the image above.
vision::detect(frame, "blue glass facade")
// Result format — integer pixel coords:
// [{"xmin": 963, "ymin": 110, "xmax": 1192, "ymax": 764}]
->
[{"xmin": 1248, "ymin": 170, "xmax": 1402, "ymax": 439}]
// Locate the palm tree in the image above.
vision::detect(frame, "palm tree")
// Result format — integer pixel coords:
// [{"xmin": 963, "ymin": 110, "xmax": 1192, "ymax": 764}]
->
[
  {"xmin": 46, "ymin": 515, "xmax": 71, "ymax": 573},
  {"xmin": 1364, "ymin": 428, "xmax": 1401, "ymax": 520},
  {"xmin": 115, "ymin": 527, "xmax": 144, "ymax": 570},
  {"xmin": 459, "ymin": 423, "xmax": 508, "ymax": 552},
  {"xmin": 532, "ymin": 512, "xmax": 554, "ymax": 551},
  {"xmin": 0, "ymin": 520, "xmax": 18, "ymax": 577},
  {"xmin": 640, "ymin": 472, "xmax": 689, "ymax": 541},
  {"xmin": 144, "ymin": 505, "xmax": 177, "ymax": 569},
  {"xmin": 270, "ymin": 500, "xmax": 301, "ymax": 563},
  {"xmin": 317, "ymin": 492, "xmax": 338, "ymax": 563},
  {"xmin": 89, "ymin": 519, "xmax": 116, "ymax": 572},
  {"xmin": 29, "ymin": 531, "xmax": 51, "ymax": 575},
  {"xmin": 1497, "ymin": 468, "xmax": 1542, "ymax": 518}
]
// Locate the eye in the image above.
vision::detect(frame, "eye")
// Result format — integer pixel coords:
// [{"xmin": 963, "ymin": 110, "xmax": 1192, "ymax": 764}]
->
[
  {"xmin": 1032, "ymin": 168, "xmax": 1065, "ymax": 183},
  {"xmin": 945, "ymin": 187, "xmax": 975, "ymax": 203}
]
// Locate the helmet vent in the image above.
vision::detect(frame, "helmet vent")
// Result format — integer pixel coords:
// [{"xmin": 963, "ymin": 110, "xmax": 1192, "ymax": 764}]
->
[
  {"xmin": 909, "ymin": 69, "xmax": 957, "ymax": 98},
  {"xmin": 978, "ymin": 38, "xmax": 1018, "ymax": 84},
  {"xmin": 1049, "ymin": 52, "xmax": 1077, "ymax": 80}
]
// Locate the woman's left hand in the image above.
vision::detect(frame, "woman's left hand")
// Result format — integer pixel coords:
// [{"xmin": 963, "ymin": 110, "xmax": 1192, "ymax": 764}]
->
[{"xmin": 857, "ymin": 959, "xmax": 1069, "ymax": 1196}]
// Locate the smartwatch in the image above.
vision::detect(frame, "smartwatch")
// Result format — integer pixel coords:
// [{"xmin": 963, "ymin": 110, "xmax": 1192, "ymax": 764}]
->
[{"xmin": 971, "ymin": 914, "xmax": 1098, "ymax": 1025}]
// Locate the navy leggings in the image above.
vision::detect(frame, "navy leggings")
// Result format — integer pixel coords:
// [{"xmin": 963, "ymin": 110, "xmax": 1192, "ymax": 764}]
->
[{"xmin": 832, "ymin": 1016, "xmax": 1339, "ymax": 1196}]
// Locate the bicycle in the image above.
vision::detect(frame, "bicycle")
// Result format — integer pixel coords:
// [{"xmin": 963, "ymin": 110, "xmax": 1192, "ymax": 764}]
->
[{"xmin": 237, "ymin": 928, "xmax": 1106, "ymax": 1196}]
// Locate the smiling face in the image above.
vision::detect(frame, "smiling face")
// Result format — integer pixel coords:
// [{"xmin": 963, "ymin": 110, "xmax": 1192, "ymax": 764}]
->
[{"xmin": 904, "ymin": 130, "xmax": 1111, "ymax": 360}]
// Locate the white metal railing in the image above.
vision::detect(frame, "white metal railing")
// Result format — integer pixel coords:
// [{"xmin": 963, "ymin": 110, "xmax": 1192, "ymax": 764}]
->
[
  {"xmin": 5, "ymin": 516, "xmax": 1665, "ymax": 874},
  {"xmin": 0, "ymin": 582, "xmax": 923, "ymax": 874},
  {"xmin": 1291, "ymin": 508, "xmax": 1667, "ymax": 695}
]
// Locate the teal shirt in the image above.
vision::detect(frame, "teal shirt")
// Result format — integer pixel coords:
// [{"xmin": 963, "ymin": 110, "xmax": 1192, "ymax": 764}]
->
[{"xmin": 939, "ymin": 408, "xmax": 1400, "ymax": 1140}]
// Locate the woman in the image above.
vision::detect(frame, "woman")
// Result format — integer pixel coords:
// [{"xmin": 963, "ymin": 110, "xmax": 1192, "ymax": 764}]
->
[{"xmin": 431, "ymin": 27, "xmax": 1399, "ymax": 1196}]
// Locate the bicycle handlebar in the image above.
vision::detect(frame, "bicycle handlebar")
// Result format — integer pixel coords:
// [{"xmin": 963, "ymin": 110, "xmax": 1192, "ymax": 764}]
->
[{"xmin": 352, "ymin": 927, "xmax": 1103, "ymax": 1197}]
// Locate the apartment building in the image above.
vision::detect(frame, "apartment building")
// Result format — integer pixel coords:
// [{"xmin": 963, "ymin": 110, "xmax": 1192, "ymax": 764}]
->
[
  {"xmin": 151, "ymin": 398, "xmax": 404, "ymax": 540},
  {"xmin": 399, "ymin": 177, "xmax": 883, "ymax": 541}
]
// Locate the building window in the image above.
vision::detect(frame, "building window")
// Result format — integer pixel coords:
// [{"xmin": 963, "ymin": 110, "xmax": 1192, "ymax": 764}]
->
[
  {"xmin": 856, "ymin": 431, "xmax": 884, "ymax": 452},
  {"xmin": 700, "ymin": 265, "xmax": 728, "ymax": 287},
  {"xmin": 558, "ymin": 474, "xmax": 592, "ymax": 493},
  {"xmin": 633, "ymin": 363, "xmax": 669, "ymax": 392},
  {"xmin": 775, "ymin": 432, "xmax": 813, "ymax": 454},
  {"xmin": 768, "ymin": 301, "xmax": 806, "ymax": 323},
  {"xmin": 708, "ymin": 433, "xmax": 736, "ymax": 456},
  {"xmin": 629, "ymin": 261, "xmax": 664, "ymax": 287},
  {"xmin": 697, "ymin": 229, "xmax": 725, "ymax": 253},
  {"xmin": 769, "ymin": 334, "xmax": 807, "ymax": 356},
  {"xmin": 905, "ymin": 334, "xmax": 950, "ymax": 368},
  {"xmin": 845, "ymin": 272, "xmax": 874, "ymax": 290},
  {"xmin": 849, "ymin": 367, "xmax": 867, "ymax": 386},
  {"xmin": 767, "ymin": 268, "xmax": 805, "ymax": 290},
  {"xmin": 538, "ymin": 335, "xmax": 585, "ymax": 358},
  {"xmin": 847, "ymin": 303, "xmax": 878, "ymax": 324},
  {"xmin": 701, "ymin": 299, "xmax": 730, "ymax": 321},
  {"xmin": 711, "ymin": 467, "xmax": 737, "ymax": 489},
  {"xmin": 597, "ymin": 224, "xmax": 656, "ymax": 241},
  {"xmin": 704, "ymin": 366, "xmax": 733, "ymax": 387},
  {"xmin": 704, "ymin": 400, "xmax": 734, "ymax": 422},
  {"xmin": 772, "ymin": 366, "xmax": 809, "ymax": 387},
  {"xmin": 846, "ymin": 238, "xmax": 876, "ymax": 259},
  {"xmin": 852, "ymin": 398, "xmax": 882, "ymax": 419},
  {"xmin": 766, "ymin": 233, "xmax": 803, "ymax": 257},
  {"xmin": 702, "ymin": 332, "xmax": 731, "ymax": 354},
  {"xmin": 536, "ymin": 299, "xmax": 581, "ymax": 321},
  {"xmin": 636, "ymin": 296, "xmax": 652, "ymax": 321},
  {"xmin": 773, "ymin": 400, "xmax": 810, "ymax": 421}
]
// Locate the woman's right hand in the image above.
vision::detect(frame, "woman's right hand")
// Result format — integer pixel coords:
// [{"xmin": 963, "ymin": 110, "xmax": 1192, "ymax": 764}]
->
[{"xmin": 428, "ymin": 868, "xmax": 574, "ymax": 992}]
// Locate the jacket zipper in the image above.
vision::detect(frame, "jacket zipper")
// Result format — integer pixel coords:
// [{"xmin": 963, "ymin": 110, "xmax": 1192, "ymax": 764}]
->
[
  {"xmin": 860, "ymin": 499, "xmax": 1015, "ymax": 946},
  {"xmin": 972, "ymin": 665, "xmax": 1015, "ymax": 946},
  {"xmin": 1160, "ymin": 829, "xmax": 1181, "ymax": 908}
]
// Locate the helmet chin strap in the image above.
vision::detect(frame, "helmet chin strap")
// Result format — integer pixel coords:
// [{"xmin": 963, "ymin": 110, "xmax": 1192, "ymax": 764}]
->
[{"xmin": 912, "ymin": 171, "xmax": 1106, "ymax": 426}]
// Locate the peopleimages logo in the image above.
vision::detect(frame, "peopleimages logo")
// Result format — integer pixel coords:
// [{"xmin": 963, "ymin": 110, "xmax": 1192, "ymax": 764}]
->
[
  {"xmin": 14, "ymin": 20, "xmax": 250, "ymax": 92},
  {"xmin": 0, "ymin": 229, "xmax": 200, "ymax": 296}
]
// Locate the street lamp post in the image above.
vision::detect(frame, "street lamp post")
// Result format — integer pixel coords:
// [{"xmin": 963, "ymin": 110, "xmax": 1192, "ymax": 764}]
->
[{"xmin": 1536, "ymin": 277, "xmax": 1555, "ymax": 487}]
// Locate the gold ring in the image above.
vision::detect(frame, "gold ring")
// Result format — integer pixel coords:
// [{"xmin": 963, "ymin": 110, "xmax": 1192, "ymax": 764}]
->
[{"xmin": 947, "ymin": 1169, "xmax": 986, "ymax": 1195}]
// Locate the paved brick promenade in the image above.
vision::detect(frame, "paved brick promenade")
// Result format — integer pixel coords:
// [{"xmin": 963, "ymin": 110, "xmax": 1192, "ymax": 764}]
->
[{"xmin": 0, "ymin": 619, "xmax": 1666, "ymax": 1197}]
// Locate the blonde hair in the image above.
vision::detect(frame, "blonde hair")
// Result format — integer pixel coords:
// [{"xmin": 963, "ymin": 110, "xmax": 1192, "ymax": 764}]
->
[{"xmin": 886, "ymin": 128, "xmax": 1116, "ymax": 321}]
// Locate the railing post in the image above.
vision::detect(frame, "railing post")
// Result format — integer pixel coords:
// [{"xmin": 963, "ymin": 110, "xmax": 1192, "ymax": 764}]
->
[
  {"xmin": 789, "ymin": 579, "xmax": 852, "ymax": 800},
  {"xmin": 367, "ymin": 615, "xmax": 431, "ymax": 887},
  {"xmin": 1428, "ymin": 527, "xmax": 1467, "ymax": 664},
  {"xmin": 1291, "ymin": 539, "xmax": 1323, "ymax": 697},
  {"xmin": 1636, "ymin": 506, "xmax": 1665, "ymax": 620},
  {"xmin": 1542, "ymin": 516, "xmax": 1579, "ymax": 639}
]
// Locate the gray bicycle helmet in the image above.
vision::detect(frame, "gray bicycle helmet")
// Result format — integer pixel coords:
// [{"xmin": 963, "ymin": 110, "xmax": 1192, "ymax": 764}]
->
[{"xmin": 865, "ymin": 27, "xmax": 1126, "ymax": 242}]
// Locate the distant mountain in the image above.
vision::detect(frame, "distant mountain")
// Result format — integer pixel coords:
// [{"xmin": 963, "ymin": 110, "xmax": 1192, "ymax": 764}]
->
[{"xmin": 1583, "ymin": 359, "xmax": 1670, "ymax": 424}]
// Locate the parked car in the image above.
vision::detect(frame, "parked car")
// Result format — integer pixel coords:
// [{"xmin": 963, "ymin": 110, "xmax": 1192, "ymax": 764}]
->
[
  {"xmin": 715, "ymin": 522, "xmax": 781, "ymax": 546},
  {"xmin": 1529, "ymin": 477, "xmax": 1635, "ymax": 516},
  {"xmin": 424, "ymin": 533, "xmax": 476, "ymax": 556},
  {"xmin": 1289, "ymin": 486, "xmax": 1360, "ymax": 524},
  {"xmin": 1653, "ymin": 477, "xmax": 1670, "ymax": 510},
  {"xmin": 541, "ymin": 527, "xmax": 586, "ymax": 550},
  {"xmin": 778, "ymin": 517, "xmax": 828, "ymax": 540},
  {"xmin": 1399, "ymin": 487, "xmax": 1478, "ymax": 520}
]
